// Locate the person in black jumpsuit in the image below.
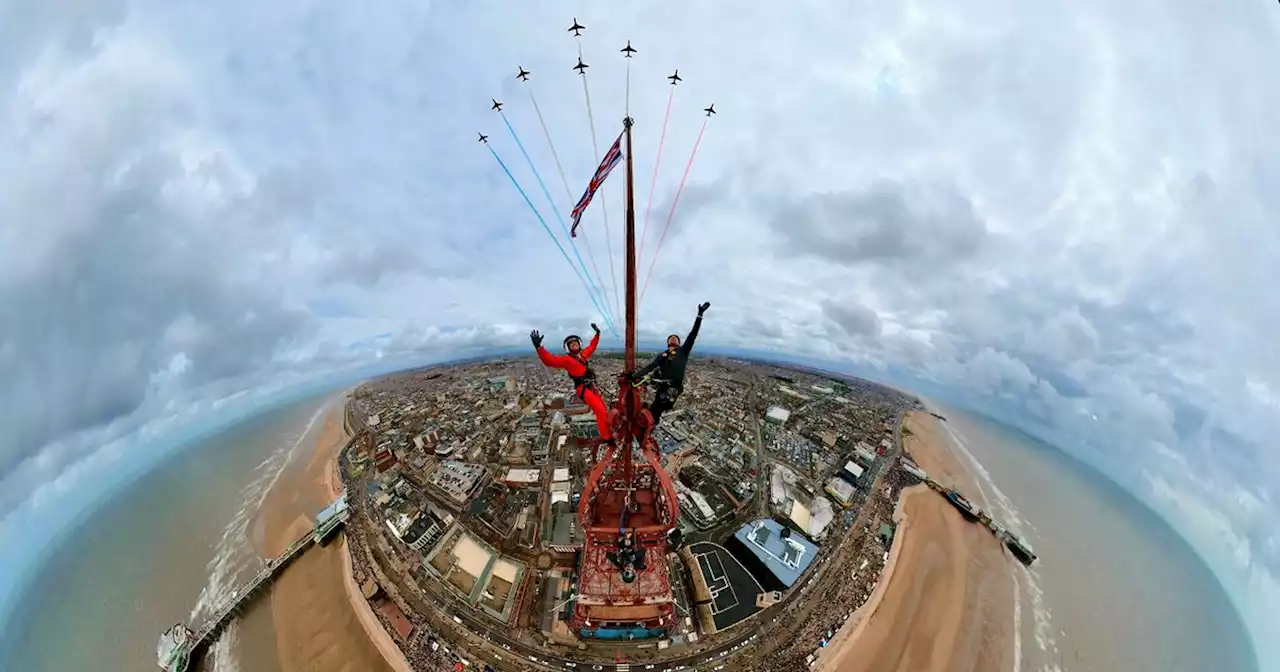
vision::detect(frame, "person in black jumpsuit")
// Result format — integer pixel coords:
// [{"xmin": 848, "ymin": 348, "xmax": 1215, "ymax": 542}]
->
[{"xmin": 630, "ymin": 302, "xmax": 710, "ymax": 426}]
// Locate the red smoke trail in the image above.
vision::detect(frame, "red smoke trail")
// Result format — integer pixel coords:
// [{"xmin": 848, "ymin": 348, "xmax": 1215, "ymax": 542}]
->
[
  {"xmin": 638, "ymin": 86, "xmax": 675, "ymax": 266},
  {"xmin": 640, "ymin": 119, "xmax": 708, "ymax": 305}
]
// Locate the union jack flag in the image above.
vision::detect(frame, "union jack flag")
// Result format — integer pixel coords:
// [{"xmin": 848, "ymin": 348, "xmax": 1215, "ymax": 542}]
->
[{"xmin": 570, "ymin": 132, "xmax": 624, "ymax": 237}]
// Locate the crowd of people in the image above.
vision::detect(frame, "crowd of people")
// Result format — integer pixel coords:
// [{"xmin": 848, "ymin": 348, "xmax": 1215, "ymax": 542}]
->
[
  {"xmin": 744, "ymin": 465, "xmax": 915, "ymax": 670},
  {"xmin": 342, "ymin": 458, "xmax": 476, "ymax": 671}
]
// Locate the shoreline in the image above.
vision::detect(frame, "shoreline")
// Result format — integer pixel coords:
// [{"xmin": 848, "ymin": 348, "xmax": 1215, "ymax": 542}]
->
[
  {"xmin": 322, "ymin": 405, "xmax": 414, "ymax": 672},
  {"xmin": 251, "ymin": 392, "xmax": 404, "ymax": 672},
  {"xmin": 818, "ymin": 484, "xmax": 927, "ymax": 671},
  {"xmin": 816, "ymin": 408, "xmax": 1016, "ymax": 671}
]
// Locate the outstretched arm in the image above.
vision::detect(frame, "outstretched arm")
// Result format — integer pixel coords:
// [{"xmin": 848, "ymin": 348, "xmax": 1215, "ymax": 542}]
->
[
  {"xmin": 536, "ymin": 346, "xmax": 573, "ymax": 370},
  {"xmin": 680, "ymin": 316, "xmax": 703, "ymax": 356},
  {"xmin": 680, "ymin": 302, "xmax": 710, "ymax": 356},
  {"xmin": 581, "ymin": 329, "xmax": 601, "ymax": 359}
]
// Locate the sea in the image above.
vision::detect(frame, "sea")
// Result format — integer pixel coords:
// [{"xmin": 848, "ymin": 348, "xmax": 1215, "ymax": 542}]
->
[
  {"xmin": 934, "ymin": 405, "xmax": 1258, "ymax": 672},
  {"xmin": 0, "ymin": 384, "xmax": 1260, "ymax": 672},
  {"xmin": 0, "ymin": 394, "xmax": 332, "ymax": 672}
]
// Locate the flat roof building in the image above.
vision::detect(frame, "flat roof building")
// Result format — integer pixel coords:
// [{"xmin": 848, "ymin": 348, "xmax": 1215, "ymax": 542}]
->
[
  {"xmin": 728, "ymin": 519, "xmax": 819, "ymax": 591},
  {"xmin": 842, "ymin": 460, "xmax": 865, "ymax": 485},
  {"xmin": 825, "ymin": 477, "xmax": 856, "ymax": 508},
  {"xmin": 765, "ymin": 406, "xmax": 791, "ymax": 425}
]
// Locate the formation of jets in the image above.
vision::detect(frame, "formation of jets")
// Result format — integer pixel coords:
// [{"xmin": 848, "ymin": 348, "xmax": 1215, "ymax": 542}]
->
[{"xmin": 481, "ymin": 24, "xmax": 718, "ymax": 147}]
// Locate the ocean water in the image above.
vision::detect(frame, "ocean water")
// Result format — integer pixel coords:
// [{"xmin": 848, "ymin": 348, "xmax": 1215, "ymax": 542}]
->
[
  {"xmin": 935, "ymin": 404, "xmax": 1258, "ymax": 672},
  {"xmin": 1, "ymin": 395, "xmax": 328, "ymax": 672}
]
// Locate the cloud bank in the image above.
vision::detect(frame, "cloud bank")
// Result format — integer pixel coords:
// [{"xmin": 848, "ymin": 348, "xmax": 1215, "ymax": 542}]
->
[{"xmin": 2, "ymin": 0, "xmax": 1279, "ymax": 665}]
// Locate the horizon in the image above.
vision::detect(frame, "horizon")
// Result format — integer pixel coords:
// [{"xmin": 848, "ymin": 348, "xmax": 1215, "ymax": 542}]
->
[
  {"xmin": 0, "ymin": 347, "xmax": 1260, "ymax": 671},
  {"xmin": 3, "ymin": 2, "xmax": 1279, "ymax": 669}
]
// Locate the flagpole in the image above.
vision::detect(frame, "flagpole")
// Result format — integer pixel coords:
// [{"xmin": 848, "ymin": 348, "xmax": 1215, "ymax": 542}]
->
[{"xmin": 623, "ymin": 116, "xmax": 637, "ymax": 372}]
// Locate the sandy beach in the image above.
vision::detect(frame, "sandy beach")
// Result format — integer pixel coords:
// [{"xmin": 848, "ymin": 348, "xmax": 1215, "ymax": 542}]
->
[
  {"xmin": 254, "ymin": 395, "xmax": 406, "ymax": 672},
  {"xmin": 819, "ymin": 410, "xmax": 1016, "ymax": 672}
]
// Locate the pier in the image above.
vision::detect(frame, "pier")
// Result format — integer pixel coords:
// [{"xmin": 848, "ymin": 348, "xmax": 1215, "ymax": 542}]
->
[
  {"xmin": 157, "ymin": 492, "xmax": 350, "ymax": 672},
  {"xmin": 903, "ymin": 459, "xmax": 1038, "ymax": 566}
]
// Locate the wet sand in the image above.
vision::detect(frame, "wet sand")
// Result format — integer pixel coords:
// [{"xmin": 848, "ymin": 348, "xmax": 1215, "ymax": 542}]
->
[
  {"xmin": 820, "ymin": 410, "xmax": 1015, "ymax": 672},
  {"xmin": 255, "ymin": 397, "xmax": 400, "ymax": 672}
]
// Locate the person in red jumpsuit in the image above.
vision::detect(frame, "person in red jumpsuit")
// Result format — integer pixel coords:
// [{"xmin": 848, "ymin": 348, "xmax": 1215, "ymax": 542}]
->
[{"xmin": 530, "ymin": 323, "xmax": 613, "ymax": 444}]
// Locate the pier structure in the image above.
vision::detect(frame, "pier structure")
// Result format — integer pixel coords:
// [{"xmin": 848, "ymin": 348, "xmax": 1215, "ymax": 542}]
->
[
  {"xmin": 157, "ymin": 492, "xmax": 350, "ymax": 671},
  {"xmin": 905, "ymin": 466, "xmax": 1038, "ymax": 566}
]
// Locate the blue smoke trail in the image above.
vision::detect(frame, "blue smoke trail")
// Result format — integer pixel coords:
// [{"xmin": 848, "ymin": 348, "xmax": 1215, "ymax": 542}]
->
[
  {"xmin": 487, "ymin": 145, "xmax": 618, "ymax": 337},
  {"xmin": 498, "ymin": 111, "xmax": 619, "ymax": 333}
]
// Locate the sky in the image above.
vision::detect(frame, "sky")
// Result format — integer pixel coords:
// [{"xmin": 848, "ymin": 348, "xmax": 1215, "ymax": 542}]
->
[{"xmin": 1, "ymin": 0, "xmax": 1279, "ymax": 664}]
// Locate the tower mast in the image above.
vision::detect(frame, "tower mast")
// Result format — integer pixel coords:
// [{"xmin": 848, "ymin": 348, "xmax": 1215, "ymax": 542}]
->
[
  {"xmin": 623, "ymin": 116, "xmax": 637, "ymax": 371},
  {"xmin": 621, "ymin": 115, "xmax": 637, "ymax": 485}
]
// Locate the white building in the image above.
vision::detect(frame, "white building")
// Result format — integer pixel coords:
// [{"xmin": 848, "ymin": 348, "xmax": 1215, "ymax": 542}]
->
[{"xmin": 765, "ymin": 406, "xmax": 791, "ymax": 425}]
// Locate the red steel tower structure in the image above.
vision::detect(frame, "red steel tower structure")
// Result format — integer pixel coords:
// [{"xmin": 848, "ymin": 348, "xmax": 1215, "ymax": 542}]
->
[{"xmin": 569, "ymin": 117, "xmax": 682, "ymax": 639}]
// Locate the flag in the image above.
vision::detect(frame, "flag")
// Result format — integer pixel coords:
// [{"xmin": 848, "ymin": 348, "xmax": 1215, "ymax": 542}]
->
[{"xmin": 570, "ymin": 132, "xmax": 624, "ymax": 237}]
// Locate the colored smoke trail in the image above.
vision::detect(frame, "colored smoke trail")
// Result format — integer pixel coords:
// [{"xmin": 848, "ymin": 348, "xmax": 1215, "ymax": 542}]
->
[
  {"xmin": 528, "ymin": 86, "xmax": 613, "ymax": 327},
  {"xmin": 639, "ymin": 86, "xmax": 675, "ymax": 268},
  {"xmin": 641, "ymin": 119, "xmax": 707, "ymax": 305},
  {"xmin": 499, "ymin": 111, "xmax": 618, "ymax": 334},
  {"xmin": 488, "ymin": 145, "xmax": 614, "ymax": 327},
  {"xmin": 579, "ymin": 42, "xmax": 622, "ymax": 324}
]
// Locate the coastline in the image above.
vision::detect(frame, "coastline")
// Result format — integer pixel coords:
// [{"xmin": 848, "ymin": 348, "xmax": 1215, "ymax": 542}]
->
[
  {"xmin": 818, "ymin": 409, "xmax": 1016, "ymax": 671},
  {"xmin": 322, "ymin": 411, "xmax": 415, "ymax": 672},
  {"xmin": 252, "ymin": 393, "xmax": 403, "ymax": 672}
]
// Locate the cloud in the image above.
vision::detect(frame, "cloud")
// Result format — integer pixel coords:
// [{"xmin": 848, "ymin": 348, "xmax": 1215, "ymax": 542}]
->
[
  {"xmin": 770, "ymin": 181, "xmax": 988, "ymax": 266},
  {"xmin": 3, "ymin": 0, "xmax": 1280, "ymax": 665}
]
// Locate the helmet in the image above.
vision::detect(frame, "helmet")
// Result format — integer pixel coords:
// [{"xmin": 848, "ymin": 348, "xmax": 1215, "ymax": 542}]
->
[{"xmin": 563, "ymin": 334, "xmax": 582, "ymax": 351}]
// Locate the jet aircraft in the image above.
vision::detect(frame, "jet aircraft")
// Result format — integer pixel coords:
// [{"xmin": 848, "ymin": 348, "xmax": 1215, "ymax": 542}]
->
[
  {"xmin": 491, "ymin": 99, "xmax": 503, "ymax": 111},
  {"xmin": 574, "ymin": 57, "xmax": 589, "ymax": 74},
  {"xmin": 516, "ymin": 66, "xmax": 530, "ymax": 82},
  {"xmin": 477, "ymin": 133, "xmax": 488, "ymax": 143},
  {"xmin": 568, "ymin": 18, "xmax": 585, "ymax": 36},
  {"xmin": 704, "ymin": 104, "xmax": 716, "ymax": 116},
  {"xmin": 668, "ymin": 69, "xmax": 682, "ymax": 85},
  {"xmin": 621, "ymin": 41, "xmax": 637, "ymax": 57}
]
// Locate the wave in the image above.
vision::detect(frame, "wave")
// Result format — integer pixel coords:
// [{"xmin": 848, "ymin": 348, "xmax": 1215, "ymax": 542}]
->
[
  {"xmin": 925, "ymin": 400, "xmax": 1061, "ymax": 671},
  {"xmin": 186, "ymin": 401, "xmax": 326, "ymax": 669}
]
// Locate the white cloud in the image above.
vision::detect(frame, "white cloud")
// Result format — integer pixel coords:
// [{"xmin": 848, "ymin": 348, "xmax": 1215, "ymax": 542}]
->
[{"xmin": 2, "ymin": 0, "xmax": 1280, "ymax": 665}]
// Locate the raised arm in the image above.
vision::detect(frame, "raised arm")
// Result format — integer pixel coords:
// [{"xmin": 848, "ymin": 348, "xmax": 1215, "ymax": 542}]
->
[
  {"xmin": 581, "ymin": 326, "xmax": 601, "ymax": 359},
  {"xmin": 680, "ymin": 305, "xmax": 709, "ymax": 356},
  {"xmin": 531, "ymin": 329, "xmax": 572, "ymax": 370},
  {"xmin": 536, "ymin": 346, "xmax": 573, "ymax": 370}
]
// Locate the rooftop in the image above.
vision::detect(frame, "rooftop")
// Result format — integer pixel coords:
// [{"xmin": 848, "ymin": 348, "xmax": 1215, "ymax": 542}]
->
[{"xmin": 732, "ymin": 518, "xmax": 818, "ymax": 588}]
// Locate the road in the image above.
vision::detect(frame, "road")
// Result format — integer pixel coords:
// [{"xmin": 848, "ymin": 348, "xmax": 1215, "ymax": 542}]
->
[
  {"xmin": 747, "ymin": 377, "xmax": 769, "ymax": 518},
  {"xmin": 343, "ymin": 393, "xmax": 911, "ymax": 672}
]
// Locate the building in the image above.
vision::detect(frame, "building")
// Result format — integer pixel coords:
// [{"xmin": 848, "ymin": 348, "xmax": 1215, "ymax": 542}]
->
[
  {"xmin": 428, "ymin": 460, "xmax": 487, "ymax": 504},
  {"xmin": 728, "ymin": 519, "xmax": 819, "ymax": 591},
  {"xmin": 901, "ymin": 458, "xmax": 928, "ymax": 482},
  {"xmin": 840, "ymin": 460, "xmax": 865, "ymax": 486},
  {"xmin": 679, "ymin": 542, "xmax": 763, "ymax": 635},
  {"xmin": 825, "ymin": 477, "xmax": 856, "ymax": 508},
  {"xmin": 853, "ymin": 442, "xmax": 876, "ymax": 465},
  {"xmin": 501, "ymin": 467, "xmax": 541, "ymax": 485},
  {"xmin": 764, "ymin": 406, "xmax": 791, "ymax": 425},
  {"xmin": 403, "ymin": 513, "xmax": 447, "ymax": 552}
]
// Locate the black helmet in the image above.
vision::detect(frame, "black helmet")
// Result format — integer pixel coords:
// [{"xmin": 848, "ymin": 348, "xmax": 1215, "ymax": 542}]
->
[{"xmin": 563, "ymin": 334, "xmax": 582, "ymax": 351}]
